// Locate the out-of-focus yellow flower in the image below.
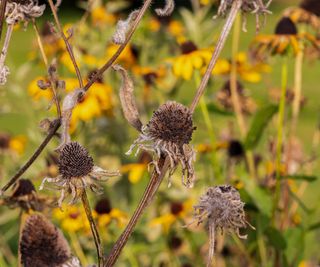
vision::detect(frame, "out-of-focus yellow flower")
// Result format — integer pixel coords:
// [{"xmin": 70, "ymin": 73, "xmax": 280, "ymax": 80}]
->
[
  {"xmin": 93, "ymin": 198, "xmax": 127, "ymax": 228},
  {"xmin": 9, "ymin": 135, "xmax": 27, "ymax": 155},
  {"xmin": 105, "ymin": 44, "xmax": 137, "ymax": 68},
  {"xmin": 168, "ymin": 41, "xmax": 228, "ymax": 80},
  {"xmin": 28, "ymin": 77, "xmax": 53, "ymax": 101},
  {"xmin": 200, "ymin": 0, "xmax": 211, "ymax": 6},
  {"xmin": 149, "ymin": 18, "xmax": 161, "ymax": 32},
  {"xmin": 91, "ymin": 7, "xmax": 117, "ymax": 26},
  {"xmin": 53, "ymin": 205, "xmax": 90, "ymax": 233},
  {"xmin": 284, "ymin": 5, "xmax": 320, "ymax": 31},
  {"xmin": 150, "ymin": 200, "xmax": 193, "ymax": 233},
  {"xmin": 167, "ymin": 20, "xmax": 185, "ymax": 41}
]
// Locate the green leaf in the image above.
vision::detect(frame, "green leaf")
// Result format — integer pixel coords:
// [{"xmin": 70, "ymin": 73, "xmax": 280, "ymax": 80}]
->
[
  {"xmin": 308, "ymin": 221, "xmax": 320, "ymax": 231},
  {"xmin": 206, "ymin": 103, "xmax": 234, "ymax": 116},
  {"xmin": 244, "ymin": 105, "xmax": 278, "ymax": 149},
  {"xmin": 281, "ymin": 174, "xmax": 317, "ymax": 182},
  {"xmin": 265, "ymin": 227, "xmax": 287, "ymax": 250},
  {"xmin": 284, "ymin": 227, "xmax": 304, "ymax": 265}
]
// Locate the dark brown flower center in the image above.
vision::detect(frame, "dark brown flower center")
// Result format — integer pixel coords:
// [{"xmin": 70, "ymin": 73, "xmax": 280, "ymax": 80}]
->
[
  {"xmin": 147, "ymin": 101, "xmax": 196, "ymax": 145},
  {"xmin": 168, "ymin": 235, "xmax": 183, "ymax": 250},
  {"xmin": 170, "ymin": 202, "xmax": 184, "ymax": 215},
  {"xmin": 95, "ymin": 198, "xmax": 112, "ymax": 215},
  {"xmin": 12, "ymin": 179, "xmax": 36, "ymax": 198},
  {"xmin": 275, "ymin": 17, "xmax": 297, "ymax": 35},
  {"xmin": 180, "ymin": 41, "xmax": 198, "ymax": 54},
  {"xmin": 228, "ymin": 140, "xmax": 244, "ymax": 158},
  {"xmin": 58, "ymin": 142, "xmax": 94, "ymax": 179},
  {"xmin": 0, "ymin": 133, "xmax": 10, "ymax": 149},
  {"xmin": 222, "ymin": 79, "xmax": 244, "ymax": 96},
  {"xmin": 300, "ymin": 0, "xmax": 320, "ymax": 17}
]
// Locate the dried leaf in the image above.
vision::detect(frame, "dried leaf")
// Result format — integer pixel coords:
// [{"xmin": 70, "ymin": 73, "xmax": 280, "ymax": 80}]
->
[{"xmin": 113, "ymin": 65, "xmax": 142, "ymax": 131}]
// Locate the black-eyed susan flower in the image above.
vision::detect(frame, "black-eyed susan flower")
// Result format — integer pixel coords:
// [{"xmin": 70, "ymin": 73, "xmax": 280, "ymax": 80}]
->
[
  {"xmin": 216, "ymin": 79, "xmax": 257, "ymax": 114},
  {"xmin": 251, "ymin": 17, "xmax": 319, "ymax": 57},
  {"xmin": 114, "ymin": 65, "xmax": 197, "ymax": 187},
  {"xmin": 91, "ymin": 5, "xmax": 117, "ymax": 27},
  {"xmin": 39, "ymin": 142, "xmax": 120, "ymax": 207},
  {"xmin": 93, "ymin": 198, "xmax": 127, "ymax": 228},
  {"xmin": 150, "ymin": 200, "xmax": 193, "ymax": 233},
  {"xmin": 284, "ymin": 0, "xmax": 320, "ymax": 31},
  {"xmin": 0, "ymin": 132, "xmax": 26, "ymax": 155},
  {"xmin": 19, "ymin": 213, "xmax": 81, "ymax": 267},
  {"xmin": 168, "ymin": 41, "xmax": 229, "ymax": 80}
]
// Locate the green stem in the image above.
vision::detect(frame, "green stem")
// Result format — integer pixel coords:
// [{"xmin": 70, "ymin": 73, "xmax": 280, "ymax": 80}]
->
[{"xmin": 272, "ymin": 57, "xmax": 288, "ymax": 222}]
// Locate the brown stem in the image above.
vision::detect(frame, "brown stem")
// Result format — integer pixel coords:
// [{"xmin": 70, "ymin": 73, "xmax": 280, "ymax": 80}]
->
[
  {"xmin": 0, "ymin": 119, "xmax": 61, "ymax": 194},
  {"xmin": 0, "ymin": 0, "xmax": 7, "ymax": 41},
  {"xmin": 47, "ymin": 0, "xmax": 84, "ymax": 88},
  {"xmin": 81, "ymin": 189, "xmax": 104, "ymax": 267},
  {"xmin": 104, "ymin": 156, "xmax": 169, "ymax": 266},
  {"xmin": 83, "ymin": 0, "xmax": 153, "ymax": 92},
  {"xmin": 190, "ymin": 0, "xmax": 242, "ymax": 113},
  {"xmin": 32, "ymin": 19, "xmax": 62, "ymax": 119}
]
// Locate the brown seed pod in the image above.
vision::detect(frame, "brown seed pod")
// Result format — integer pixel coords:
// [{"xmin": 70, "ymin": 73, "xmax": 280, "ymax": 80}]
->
[{"xmin": 113, "ymin": 64, "xmax": 143, "ymax": 131}]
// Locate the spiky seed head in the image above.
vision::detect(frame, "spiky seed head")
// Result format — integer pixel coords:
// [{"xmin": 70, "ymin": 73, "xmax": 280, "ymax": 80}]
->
[
  {"xmin": 58, "ymin": 142, "xmax": 94, "ymax": 179},
  {"xmin": 300, "ymin": 0, "xmax": 320, "ymax": 17},
  {"xmin": 195, "ymin": 185, "xmax": 247, "ymax": 232},
  {"xmin": 19, "ymin": 214, "xmax": 71, "ymax": 267},
  {"xmin": 275, "ymin": 17, "xmax": 298, "ymax": 35},
  {"xmin": 147, "ymin": 101, "xmax": 195, "ymax": 145},
  {"xmin": 95, "ymin": 198, "xmax": 112, "ymax": 215},
  {"xmin": 12, "ymin": 179, "xmax": 36, "ymax": 198}
]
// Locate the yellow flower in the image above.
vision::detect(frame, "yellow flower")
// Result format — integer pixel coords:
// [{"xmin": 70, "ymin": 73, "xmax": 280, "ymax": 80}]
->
[
  {"xmin": 9, "ymin": 135, "xmax": 27, "ymax": 155},
  {"xmin": 91, "ymin": 7, "xmax": 117, "ymax": 26},
  {"xmin": 28, "ymin": 77, "xmax": 53, "ymax": 101},
  {"xmin": 167, "ymin": 20, "xmax": 185, "ymax": 40},
  {"xmin": 169, "ymin": 41, "xmax": 228, "ymax": 80},
  {"xmin": 105, "ymin": 44, "xmax": 137, "ymax": 68},
  {"xmin": 149, "ymin": 18, "xmax": 161, "ymax": 32},
  {"xmin": 150, "ymin": 200, "xmax": 193, "ymax": 233}
]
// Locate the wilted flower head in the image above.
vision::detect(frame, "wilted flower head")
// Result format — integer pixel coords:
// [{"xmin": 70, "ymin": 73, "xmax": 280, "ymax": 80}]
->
[
  {"xmin": 114, "ymin": 65, "xmax": 196, "ymax": 188},
  {"xmin": 5, "ymin": 0, "xmax": 46, "ymax": 25},
  {"xmin": 40, "ymin": 142, "xmax": 120, "ymax": 207},
  {"xmin": 190, "ymin": 185, "xmax": 253, "ymax": 265},
  {"xmin": 19, "ymin": 214, "xmax": 80, "ymax": 267}
]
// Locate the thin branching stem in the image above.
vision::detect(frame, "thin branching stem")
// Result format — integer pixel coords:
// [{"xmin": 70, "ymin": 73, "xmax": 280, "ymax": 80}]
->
[
  {"xmin": 32, "ymin": 19, "xmax": 62, "ymax": 119},
  {"xmin": 104, "ymin": 157, "xmax": 169, "ymax": 266},
  {"xmin": 81, "ymin": 189, "xmax": 104, "ymax": 267},
  {"xmin": 207, "ymin": 224, "xmax": 215, "ymax": 267},
  {"xmin": 0, "ymin": 0, "xmax": 7, "ymax": 41},
  {"xmin": 190, "ymin": 0, "xmax": 242, "ymax": 113},
  {"xmin": 83, "ymin": 0, "xmax": 153, "ymax": 92},
  {"xmin": 0, "ymin": 119, "xmax": 61, "ymax": 194},
  {"xmin": 47, "ymin": 0, "xmax": 84, "ymax": 88}
]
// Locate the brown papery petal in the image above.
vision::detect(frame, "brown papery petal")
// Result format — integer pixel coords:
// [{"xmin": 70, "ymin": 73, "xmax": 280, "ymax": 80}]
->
[{"xmin": 155, "ymin": 0, "xmax": 175, "ymax": 17}]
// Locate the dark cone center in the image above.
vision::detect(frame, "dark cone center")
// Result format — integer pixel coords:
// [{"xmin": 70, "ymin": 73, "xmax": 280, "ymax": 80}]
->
[
  {"xmin": 275, "ymin": 17, "xmax": 298, "ymax": 35},
  {"xmin": 95, "ymin": 198, "xmax": 112, "ymax": 215},
  {"xmin": 58, "ymin": 142, "xmax": 94, "ymax": 179},
  {"xmin": 228, "ymin": 140, "xmax": 244, "ymax": 158},
  {"xmin": 12, "ymin": 179, "xmax": 36, "ymax": 198},
  {"xmin": 147, "ymin": 102, "xmax": 195, "ymax": 145},
  {"xmin": 170, "ymin": 202, "xmax": 184, "ymax": 215},
  {"xmin": 180, "ymin": 41, "xmax": 198, "ymax": 55}
]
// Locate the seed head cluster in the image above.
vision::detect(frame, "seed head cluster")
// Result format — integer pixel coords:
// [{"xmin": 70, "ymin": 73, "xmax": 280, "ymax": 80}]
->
[{"xmin": 127, "ymin": 101, "xmax": 197, "ymax": 188}]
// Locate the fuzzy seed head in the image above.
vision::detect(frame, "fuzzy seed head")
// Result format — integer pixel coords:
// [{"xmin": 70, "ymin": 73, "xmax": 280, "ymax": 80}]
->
[
  {"xmin": 147, "ymin": 101, "xmax": 195, "ymax": 145},
  {"xmin": 20, "ymin": 214, "xmax": 71, "ymax": 267},
  {"xmin": 58, "ymin": 142, "xmax": 94, "ymax": 179},
  {"xmin": 194, "ymin": 185, "xmax": 247, "ymax": 234}
]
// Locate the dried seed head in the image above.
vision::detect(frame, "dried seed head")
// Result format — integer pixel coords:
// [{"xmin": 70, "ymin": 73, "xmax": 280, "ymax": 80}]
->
[
  {"xmin": 155, "ymin": 0, "xmax": 175, "ymax": 17},
  {"xmin": 95, "ymin": 198, "xmax": 112, "ymax": 214},
  {"xmin": 19, "ymin": 214, "xmax": 71, "ymax": 267},
  {"xmin": 112, "ymin": 10, "xmax": 139, "ymax": 45},
  {"xmin": 193, "ymin": 185, "xmax": 249, "ymax": 236},
  {"xmin": 113, "ymin": 65, "xmax": 142, "ymax": 131},
  {"xmin": 9, "ymin": 0, "xmax": 31, "ymax": 4},
  {"xmin": 58, "ymin": 142, "xmax": 94, "ymax": 179},
  {"xmin": 300, "ymin": 0, "xmax": 320, "ymax": 17},
  {"xmin": 275, "ymin": 17, "xmax": 298, "ymax": 35},
  {"xmin": 148, "ymin": 101, "xmax": 195, "ymax": 145},
  {"xmin": 12, "ymin": 179, "xmax": 36, "ymax": 198}
]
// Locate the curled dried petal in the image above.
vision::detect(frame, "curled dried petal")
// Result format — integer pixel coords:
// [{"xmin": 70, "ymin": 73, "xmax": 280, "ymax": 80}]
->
[
  {"xmin": 155, "ymin": 0, "xmax": 175, "ymax": 17},
  {"xmin": 113, "ymin": 65, "xmax": 142, "ymax": 132},
  {"xmin": 112, "ymin": 10, "xmax": 139, "ymax": 45}
]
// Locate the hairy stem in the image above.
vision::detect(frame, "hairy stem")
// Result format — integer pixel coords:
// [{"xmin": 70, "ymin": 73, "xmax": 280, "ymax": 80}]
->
[
  {"xmin": 190, "ymin": 0, "xmax": 242, "ymax": 113},
  {"xmin": 207, "ymin": 223, "xmax": 215, "ymax": 267},
  {"xmin": 104, "ymin": 156, "xmax": 169, "ymax": 266},
  {"xmin": 81, "ymin": 189, "xmax": 104, "ymax": 267},
  {"xmin": 83, "ymin": 0, "xmax": 153, "ymax": 91},
  {"xmin": 47, "ymin": 0, "xmax": 84, "ymax": 88},
  {"xmin": 1, "ymin": 119, "xmax": 61, "ymax": 194}
]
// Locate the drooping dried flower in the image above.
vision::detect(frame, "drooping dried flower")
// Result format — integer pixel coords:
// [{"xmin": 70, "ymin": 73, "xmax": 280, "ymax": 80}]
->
[
  {"xmin": 40, "ymin": 142, "xmax": 120, "ymax": 207},
  {"xmin": 190, "ymin": 185, "xmax": 253, "ymax": 266},
  {"xmin": 113, "ymin": 65, "xmax": 142, "ymax": 131},
  {"xmin": 126, "ymin": 100, "xmax": 197, "ymax": 188},
  {"xmin": 155, "ymin": 0, "xmax": 175, "ymax": 17},
  {"xmin": 19, "ymin": 214, "xmax": 81, "ymax": 267},
  {"xmin": 214, "ymin": 0, "xmax": 272, "ymax": 32},
  {"xmin": 57, "ymin": 89, "xmax": 85, "ymax": 151},
  {"xmin": 112, "ymin": 10, "xmax": 139, "ymax": 45}
]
